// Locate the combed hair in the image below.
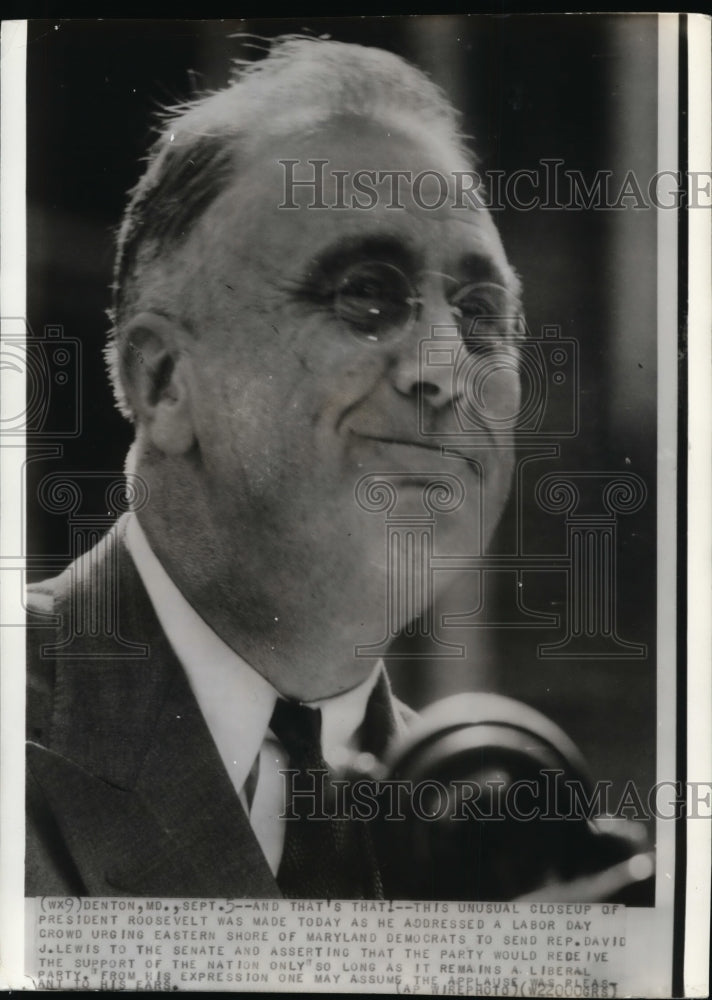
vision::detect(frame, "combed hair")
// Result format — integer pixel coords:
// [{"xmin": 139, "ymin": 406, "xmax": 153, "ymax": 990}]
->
[{"xmin": 107, "ymin": 36, "xmax": 470, "ymax": 417}]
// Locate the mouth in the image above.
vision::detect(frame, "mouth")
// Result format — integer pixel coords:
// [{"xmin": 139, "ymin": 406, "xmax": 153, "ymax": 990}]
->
[{"xmin": 348, "ymin": 432, "xmax": 476, "ymax": 467}]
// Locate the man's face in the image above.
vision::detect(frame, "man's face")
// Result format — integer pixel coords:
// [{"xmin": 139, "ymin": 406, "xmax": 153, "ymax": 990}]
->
[{"xmin": 174, "ymin": 118, "xmax": 521, "ymax": 637}]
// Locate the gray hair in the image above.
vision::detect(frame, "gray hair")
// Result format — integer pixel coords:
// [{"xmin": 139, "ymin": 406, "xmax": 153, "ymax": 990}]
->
[{"xmin": 107, "ymin": 36, "xmax": 470, "ymax": 418}]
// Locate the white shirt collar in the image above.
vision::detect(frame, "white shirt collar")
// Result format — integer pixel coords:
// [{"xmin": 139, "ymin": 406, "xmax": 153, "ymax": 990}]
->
[{"xmin": 124, "ymin": 513, "xmax": 382, "ymax": 794}]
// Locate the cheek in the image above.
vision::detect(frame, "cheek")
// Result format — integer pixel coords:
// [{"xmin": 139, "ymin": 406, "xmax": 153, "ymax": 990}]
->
[
  {"xmin": 456, "ymin": 349, "xmax": 522, "ymax": 428},
  {"xmin": 188, "ymin": 356, "xmax": 279, "ymax": 484},
  {"xmin": 283, "ymin": 329, "xmax": 391, "ymax": 428}
]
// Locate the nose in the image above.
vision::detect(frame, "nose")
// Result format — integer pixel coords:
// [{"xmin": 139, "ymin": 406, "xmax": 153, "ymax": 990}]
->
[{"xmin": 389, "ymin": 286, "xmax": 463, "ymax": 408}]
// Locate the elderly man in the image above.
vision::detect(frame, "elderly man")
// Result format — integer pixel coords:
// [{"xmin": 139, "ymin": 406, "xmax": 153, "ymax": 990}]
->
[{"xmin": 25, "ymin": 37, "xmax": 521, "ymax": 898}]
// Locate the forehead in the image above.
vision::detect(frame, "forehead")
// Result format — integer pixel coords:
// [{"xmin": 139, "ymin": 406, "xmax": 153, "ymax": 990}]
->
[{"xmin": 190, "ymin": 117, "xmax": 515, "ymax": 288}]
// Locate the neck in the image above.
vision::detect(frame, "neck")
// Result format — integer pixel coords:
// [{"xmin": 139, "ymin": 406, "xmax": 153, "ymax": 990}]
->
[{"xmin": 135, "ymin": 460, "xmax": 386, "ymax": 701}]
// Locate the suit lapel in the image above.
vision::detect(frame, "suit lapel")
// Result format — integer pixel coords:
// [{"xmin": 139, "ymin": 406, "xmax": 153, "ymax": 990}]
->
[
  {"xmin": 109, "ymin": 658, "xmax": 280, "ymax": 897},
  {"xmin": 32, "ymin": 519, "xmax": 280, "ymax": 897},
  {"xmin": 360, "ymin": 666, "xmax": 415, "ymax": 758}
]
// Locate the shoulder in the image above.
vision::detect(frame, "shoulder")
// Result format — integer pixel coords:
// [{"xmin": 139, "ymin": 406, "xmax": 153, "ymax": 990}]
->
[
  {"xmin": 26, "ymin": 573, "xmax": 65, "ymax": 743},
  {"xmin": 24, "ymin": 520, "xmax": 141, "ymax": 743}
]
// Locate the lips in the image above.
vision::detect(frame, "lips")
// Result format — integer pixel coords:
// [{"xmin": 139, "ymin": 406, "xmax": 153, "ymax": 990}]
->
[
  {"xmin": 348, "ymin": 432, "xmax": 476, "ymax": 468},
  {"xmin": 353, "ymin": 433, "xmax": 444, "ymax": 452}
]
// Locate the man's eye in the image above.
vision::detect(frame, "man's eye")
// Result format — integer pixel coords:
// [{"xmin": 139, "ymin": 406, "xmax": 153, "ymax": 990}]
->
[
  {"xmin": 451, "ymin": 282, "xmax": 521, "ymax": 345},
  {"xmin": 451, "ymin": 283, "xmax": 508, "ymax": 323},
  {"xmin": 334, "ymin": 261, "xmax": 413, "ymax": 336}
]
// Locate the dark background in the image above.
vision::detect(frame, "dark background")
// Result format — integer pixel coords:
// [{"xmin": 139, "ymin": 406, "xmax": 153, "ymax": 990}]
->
[{"xmin": 25, "ymin": 16, "xmax": 658, "ymax": 816}]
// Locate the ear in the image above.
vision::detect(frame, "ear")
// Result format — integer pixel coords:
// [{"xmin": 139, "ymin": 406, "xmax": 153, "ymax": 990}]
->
[{"xmin": 119, "ymin": 312, "xmax": 196, "ymax": 455}]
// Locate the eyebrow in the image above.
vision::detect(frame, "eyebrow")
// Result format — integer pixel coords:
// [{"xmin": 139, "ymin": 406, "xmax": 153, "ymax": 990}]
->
[
  {"xmin": 300, "ymin": 234, "xmax": 516, "ymax": 295},
  {"xmin": 451, "ymin": 252, "xmax": 514, "ymax": 290},
  {"xmin": 303, "ymin": 234, "xmax": 421, "ymax": 284}
]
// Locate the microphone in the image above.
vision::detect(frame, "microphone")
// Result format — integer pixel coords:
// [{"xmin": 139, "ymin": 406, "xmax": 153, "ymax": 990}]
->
[{"xmin": 344, "ymin": 693, "xmax": 653, "ymax": 901}]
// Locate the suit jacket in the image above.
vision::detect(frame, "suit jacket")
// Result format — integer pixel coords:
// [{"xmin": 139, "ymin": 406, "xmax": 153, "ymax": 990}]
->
[{"xmin": 25, "ymin": 519, "xmax": 413, "ymax": 897}]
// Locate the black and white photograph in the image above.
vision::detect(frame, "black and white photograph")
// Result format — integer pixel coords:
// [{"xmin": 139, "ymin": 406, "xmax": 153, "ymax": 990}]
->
[{"xmin": 0, "ymin": 13, "xmax": 709, "ymax": 996}]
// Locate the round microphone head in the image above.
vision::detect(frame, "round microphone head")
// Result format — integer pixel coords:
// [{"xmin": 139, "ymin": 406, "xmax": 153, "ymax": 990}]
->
[
  {"xmin": 387, "ymin": 692, "xmax": 592, "ymax": 792},
  {"xmin": 374, "ymin": 693, "xmax": 617, "ymax": 900}
]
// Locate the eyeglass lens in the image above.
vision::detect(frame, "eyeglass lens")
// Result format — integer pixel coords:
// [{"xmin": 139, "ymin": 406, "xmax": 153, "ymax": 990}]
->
[{"xmin": 334, "ymin": 260, "xmax": 518, "ymax": 345}]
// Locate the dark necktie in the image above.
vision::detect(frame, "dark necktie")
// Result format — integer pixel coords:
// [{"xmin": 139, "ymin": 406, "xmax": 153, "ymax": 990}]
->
[{"xmin": 269, "ymin": 697, "xmax": 383, "ymax": 899}]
